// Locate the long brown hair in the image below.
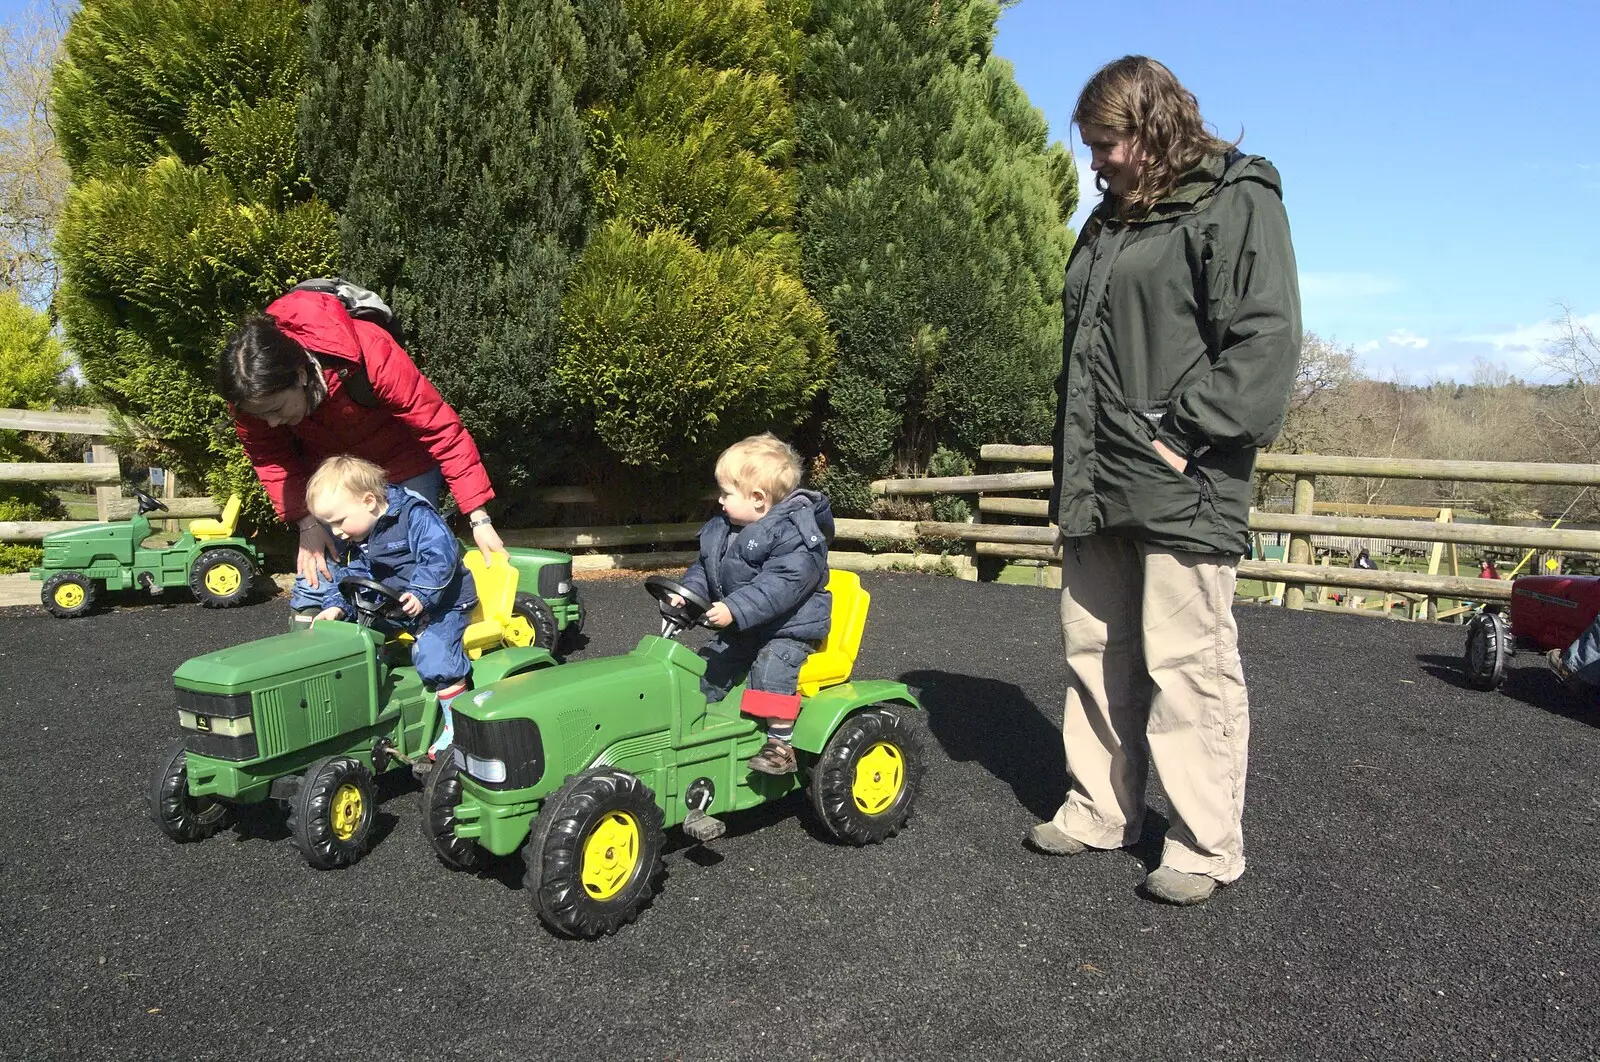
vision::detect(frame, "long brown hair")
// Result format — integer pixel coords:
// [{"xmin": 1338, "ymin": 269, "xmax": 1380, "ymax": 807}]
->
[{"xmin": 1073, "ymin": 56, "xmax": 1237, "ymax": 218}]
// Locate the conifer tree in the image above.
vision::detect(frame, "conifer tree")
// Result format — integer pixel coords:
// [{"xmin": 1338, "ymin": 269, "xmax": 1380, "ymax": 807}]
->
[
  {"xmin": 299, "ymin": 0, "xmax": 630, "ymax": 501},
  {"xmin": 52, "ymin": 0, "xmax": 338, "ymax": 514},
  {"xmin": 555, "ymin": 0, "xmax": 832, "ymax": 510},
  {"xmin": 797, "ymin": 0, "xmax": 1075, "ymax": 512}
]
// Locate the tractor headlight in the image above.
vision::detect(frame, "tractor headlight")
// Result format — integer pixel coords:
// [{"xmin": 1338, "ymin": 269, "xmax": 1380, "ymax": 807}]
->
[
  {"xmin": 464, "ymin": 753, "xmax": 508, "ymax": 784},
  {"xmin": 557, "ymin": 580, "xmax": 572, "ymax": 595}
]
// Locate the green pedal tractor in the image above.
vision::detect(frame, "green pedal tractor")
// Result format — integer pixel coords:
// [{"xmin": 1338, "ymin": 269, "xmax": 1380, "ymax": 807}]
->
[
  {"xmin": 32, "ymin": 491, "xmax": 262, "ymax": 616},
  {"xmin": 421, "ymin": 568, "xmax": 926, "ymax": 939},
  {"xmin": 146, "ymin": 549, "xmax": 576, "ymax": 868}
]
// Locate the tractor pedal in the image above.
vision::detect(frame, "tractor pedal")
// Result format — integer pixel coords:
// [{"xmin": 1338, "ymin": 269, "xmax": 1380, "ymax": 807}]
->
[
  {"xmin": 139, "ymin": 572, "xmax": 162, "ymax": 597},
  {"xmin": 682, "ymin": 810, "xmax": 726, "ymax": 843}
]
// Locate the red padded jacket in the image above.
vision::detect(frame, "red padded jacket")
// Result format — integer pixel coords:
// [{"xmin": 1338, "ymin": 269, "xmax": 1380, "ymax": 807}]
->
[{"xmin": 232, "ymin": 290, "xmax": 495, "ymax": 524}]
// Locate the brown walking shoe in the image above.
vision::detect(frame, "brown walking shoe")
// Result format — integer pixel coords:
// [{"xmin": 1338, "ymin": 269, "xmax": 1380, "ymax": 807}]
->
[
  {"xmin": 1143, "ymin": 866, "xmax": 1221, "ymax": 906},
  {"xmin": 1547, "ymin": 649, "xmax": 1574, "ymax": 684},
  {"xmin": 747, "ymin": 737, "xmax": 797, "ymax": 775},
  {"xmin": 1025, "ymin": 820, "xmax": 1090, "ymax": 856}
]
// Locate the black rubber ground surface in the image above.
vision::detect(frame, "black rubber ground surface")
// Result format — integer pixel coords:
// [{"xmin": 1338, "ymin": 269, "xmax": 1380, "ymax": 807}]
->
[{"xmin": 1, "ymin": 574, "xmax": 1595, "ymax": 1061}]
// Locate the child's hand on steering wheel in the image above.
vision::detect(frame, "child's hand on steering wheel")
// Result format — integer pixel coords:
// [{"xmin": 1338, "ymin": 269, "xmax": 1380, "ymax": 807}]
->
[
  {"xmin": 399, "ymin": 591, "xmax": 424, "ymax": 617},
  {"xmin": 705, "ymin": 602, "xmax": 733, "ymax": 628}
]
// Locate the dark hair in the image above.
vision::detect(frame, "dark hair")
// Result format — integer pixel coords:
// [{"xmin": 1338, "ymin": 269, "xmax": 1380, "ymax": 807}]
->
[
  {"xmin": 1073, "ymin": 55, "xmax": 1237, "ymax": 218},
  {"xmin": 217, "ymin": 315, "xmax": 309, "ymax": 406}
]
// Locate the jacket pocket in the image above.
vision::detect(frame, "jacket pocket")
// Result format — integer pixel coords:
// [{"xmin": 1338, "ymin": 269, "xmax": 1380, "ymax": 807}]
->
[{"xmin": 1095, "ymin": 402, "xmax": 1209, "ymax": 536}]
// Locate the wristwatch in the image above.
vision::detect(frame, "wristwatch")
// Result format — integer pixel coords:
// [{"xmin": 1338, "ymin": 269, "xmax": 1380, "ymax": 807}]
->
[{"xmin": 469, "ymin": 513, "xmax": 494, "ymax": 528}]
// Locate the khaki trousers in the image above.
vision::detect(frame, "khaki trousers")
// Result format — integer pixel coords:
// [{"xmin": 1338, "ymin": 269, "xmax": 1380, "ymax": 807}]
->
[{"xmin": 1051, "ymin": 535, "xmax": 1249, "ymax": 882}]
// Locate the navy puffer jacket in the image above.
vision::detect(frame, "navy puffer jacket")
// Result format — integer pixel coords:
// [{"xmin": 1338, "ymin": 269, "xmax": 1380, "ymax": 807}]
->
[{"xmin": 681, "ymin": 489, "xmax": 833, "ymax": 642}]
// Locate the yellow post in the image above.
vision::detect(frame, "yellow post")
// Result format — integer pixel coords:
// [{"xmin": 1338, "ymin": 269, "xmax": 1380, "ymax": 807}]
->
[
  {"xmin": 1284, "ymin": 473, "xmax": 1315, "ymax": 609},
  {"xmin": 91, "ymin": 443, "xmax": 119, "ymax": 522}
]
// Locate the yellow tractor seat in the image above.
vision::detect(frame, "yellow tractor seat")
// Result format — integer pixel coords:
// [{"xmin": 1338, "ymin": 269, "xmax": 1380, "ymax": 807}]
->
[
  {"xmin": 797, "ymin": 569, "xmax": 871, "ymax": 697},
  {"xmin": 461, "ymin": 550, "xmax": 520, "ymax": 659},
  {"xmin": 189, "ymin": 495, "xmax": 242, "ymax": 540}
]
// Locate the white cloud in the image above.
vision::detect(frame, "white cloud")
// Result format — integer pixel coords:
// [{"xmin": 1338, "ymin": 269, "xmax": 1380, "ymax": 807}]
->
[
  {"xmin": 1385, "ymin": 329, "xmax": 1429, "ymax": 349},
  {"xmin": 1465, "ymin": 313, "xmax": 1600, "ymax": 352},
  {"xmin": 1354, "ymin": 339, "xmax": 1380, "ymax": 354},
  {"xmin": 1298, "ymin": 272, "xmax": 1402, "ymax": 299}
]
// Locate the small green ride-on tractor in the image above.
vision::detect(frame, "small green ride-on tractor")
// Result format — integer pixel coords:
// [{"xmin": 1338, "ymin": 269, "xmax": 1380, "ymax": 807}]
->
[
  {"xmin": 146, "ymin": 551, "xmax": 561, "ymax": 869},
  {"xmin": 422, "ymin": 569, "xmax": 926, "ymax": 939},
  {"xmin": 31, "ymin": 490, "xmax": 262, "ymax": 617}
]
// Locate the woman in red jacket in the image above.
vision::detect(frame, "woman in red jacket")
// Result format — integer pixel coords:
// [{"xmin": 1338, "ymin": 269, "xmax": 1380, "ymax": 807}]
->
[{"xmin": 217, "ymin": 287, "xmax": 504, "ymax": 619}]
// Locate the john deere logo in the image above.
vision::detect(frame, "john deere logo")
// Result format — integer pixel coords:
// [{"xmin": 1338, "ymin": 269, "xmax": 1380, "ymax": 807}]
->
[{"xmin": 195, "ymin": 715, "xmax": 211, "ymax": 733}]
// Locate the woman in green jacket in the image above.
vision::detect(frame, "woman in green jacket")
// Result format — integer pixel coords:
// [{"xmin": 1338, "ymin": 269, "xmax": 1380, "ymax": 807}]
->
[{"xmin": 1028, "ymin": 56, "xmax": 1301, "ymax": 905}]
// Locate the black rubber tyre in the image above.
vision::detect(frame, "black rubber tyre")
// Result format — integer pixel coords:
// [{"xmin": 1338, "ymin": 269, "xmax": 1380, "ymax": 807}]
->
[
  {"xmin": 422, "ymin": 756, "xmax": 486, "ymax": 872},
  {"xmin": 190, "ymin": 547, "xmax": 254, "ymax": 608},
  {"xmin": 287, "ymin": 755, "xmax": 376, "ymax": 870},
  {"xmin": 41, "ymin": 571, "xmax": 96, "ymax": 618},
  {"xmin": 147, "ymin": 737, "xmax": 234, "ymax": 842},
  {"xmin": 505, "ymin": 592, "xmax": 559, "ymax": 651},
  {"xmin": 808, "ymin": 708, "xmax": 924, "ymax": 845},
  {"xmin": 523, "ymin": 769, "xmax": 666, "ymax": 939},
  {"xmin": 1464, "ymin": 611, "xmax": 1511, "ymax": 691}
]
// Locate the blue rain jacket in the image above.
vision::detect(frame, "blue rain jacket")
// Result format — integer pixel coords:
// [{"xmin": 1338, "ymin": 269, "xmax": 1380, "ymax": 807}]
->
[{"xmin": 681, "ymin": 488, "xmax": 833, "ymax": 642}]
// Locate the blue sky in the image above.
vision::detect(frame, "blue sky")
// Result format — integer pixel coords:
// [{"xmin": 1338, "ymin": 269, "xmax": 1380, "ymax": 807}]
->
[{"xmin": 993, "ymin": 0, "xmax": 1600, "ymax": 383}]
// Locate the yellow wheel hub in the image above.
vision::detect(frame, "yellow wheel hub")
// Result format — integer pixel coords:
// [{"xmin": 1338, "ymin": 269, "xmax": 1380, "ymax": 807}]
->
[
  {"xmin": 330, "ymin": 782, "xmax": 365, "ymax": 842},
  {"xmin": 503, "ymin": 614, "xmax": 534, "ymax": 647},
  {"xmin": 203, "ymin": 563, "xmax": 242, "ymax": 596},
  {"xmin": 852, "ymin": 742, "xmax": 905, "ymax": 815},
  {"xmin": 581, "ymin": 811, "xmax": 640, "ymax": 901},
  {"xmin": 54, "ymin": 583, "xmax": 85, "ymax": 609}
]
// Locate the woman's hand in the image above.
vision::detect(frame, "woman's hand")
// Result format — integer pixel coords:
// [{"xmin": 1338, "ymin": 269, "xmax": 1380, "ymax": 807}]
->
[
  {"xmin": 1152, "ymin": 438, "xmax": 1188, "ymax": 474},
  {"xmin": 297, "ymin": 520, "xmax": 338, "ymax": 588},
  {"xmin": 468, "ymin": 509, "xmax": 505, "ymax": 562}
]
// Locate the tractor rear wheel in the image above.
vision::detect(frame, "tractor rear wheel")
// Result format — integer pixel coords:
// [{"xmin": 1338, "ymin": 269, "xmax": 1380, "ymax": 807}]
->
[
  {"xmin": 808, "ymin": 708, "xmax": 925, "ymax": 845},
  {"xmin": 147, "ymin": 738, "xmax": 234, "ymax": 842},
  {"xmin": 42, "ymin": 572, "xmax": 96, "ymax": 618},
  {"xmin": 190, "ymin": 548, "xmax": 253, "ymax": 608},
  {"xmin": 1464, "ymin": 611, "xmax": 1511, "ymax": 690},
  {"xmin": 288, "ymin": 756, "xmax": 376, "ymax": 870},
  {"xmin": 523, "ymin": 769, "xmax": 665, "ymax": 938}
]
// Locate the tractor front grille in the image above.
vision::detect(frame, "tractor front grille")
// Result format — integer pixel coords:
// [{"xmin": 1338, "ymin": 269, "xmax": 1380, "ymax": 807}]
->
[
  {"xmin": 454, "ymin": 714, "xmax": 544, "ymax": 791},
  {"xmin": 537, "ymin": 560, "xmax": 572, "ymax": 599}
]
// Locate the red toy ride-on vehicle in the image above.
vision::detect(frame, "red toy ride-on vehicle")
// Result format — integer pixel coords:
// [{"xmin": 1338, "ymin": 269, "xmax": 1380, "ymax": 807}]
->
[{"xmin": 1462, "ymin": 574, "xmax": 1600, "ymax": 689}]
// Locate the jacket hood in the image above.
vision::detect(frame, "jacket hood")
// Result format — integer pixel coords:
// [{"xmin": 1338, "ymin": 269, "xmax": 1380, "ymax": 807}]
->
[
  {"xmin": 266, "ymin": 289, "xmax": 364, "ymax": 363},
  {"xmin": 1093, "ymin": 151, "xmax": 1284, "ymax": 226},
  {"xmin": 768, "ymin": 487, "xmax": 833, "ymax": 549}
]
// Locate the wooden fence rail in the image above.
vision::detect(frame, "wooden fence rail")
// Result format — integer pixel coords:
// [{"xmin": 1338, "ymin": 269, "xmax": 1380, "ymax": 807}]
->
[{"xmin": 965, "ymin": 444, "xmax": 1600, "ymax": 615}]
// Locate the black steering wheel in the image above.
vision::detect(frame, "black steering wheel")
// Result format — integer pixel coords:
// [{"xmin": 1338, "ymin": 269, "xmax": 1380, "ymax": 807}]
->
[
  {"xmin": 338, "ymin": 576, "xmax": 410, "ymax": 628},
  {"xmin": 643, "ymin": 575, "xmax": 711, "ymax": 638},
  {"xmin": 132, "ymin": 487, "xmax": 169, "ymax": 515}
]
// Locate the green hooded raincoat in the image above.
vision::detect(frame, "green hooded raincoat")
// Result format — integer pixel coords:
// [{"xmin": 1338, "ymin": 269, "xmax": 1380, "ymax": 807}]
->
[{"xmin": 1050, "ymin": 151, "xmax": 1302, "ymax": 557}]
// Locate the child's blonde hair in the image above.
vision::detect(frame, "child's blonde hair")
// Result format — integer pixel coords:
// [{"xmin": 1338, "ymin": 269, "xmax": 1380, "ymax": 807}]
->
[
  {"xmin": 306, "ymin": 454, "xmax": 388, "ymax": 507},
  {"xmin": 715, "ymin": 433, "xmax": 803, "ymax": 500}
]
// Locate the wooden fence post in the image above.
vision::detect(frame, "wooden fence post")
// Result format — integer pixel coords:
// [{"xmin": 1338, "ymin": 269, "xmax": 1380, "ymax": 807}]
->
[
  {"xmin": 91, "ymin": 444, "xmax": 120, "ymax": 522},
  {"xmin": 1284, "ymin": 473, "xmax": 1315, "ymax": 609}
]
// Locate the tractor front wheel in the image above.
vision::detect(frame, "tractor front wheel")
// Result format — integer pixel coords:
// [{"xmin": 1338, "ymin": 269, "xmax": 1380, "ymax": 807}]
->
[
  {"xmin": 190, "ymin": 548, "xmax": 253, "ymax": 608},
  {"xmin": 422, "ymin": 756, "xmax": 486, "ymax": 872},
  {"xmin": 42, "ymin": 572, "xmax": 97, "ymax": 618},
  {"xmin": 523, "ymin": 769, "xmax": 665, "ymax": 938},
  {"xmin": 1464, "ymin": 611, "xmax": 1511, "ymax": 690},
  {"xmin": 808, "ymin": 708, "xmax": 925, "ymax": 845},
  {"xmin": 147, "ymin": 738, "xmax": 234, "ymax": 842},
  {"xmin": 288, "ymin": 756, "xmax": 376, "ymax": 870}
]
